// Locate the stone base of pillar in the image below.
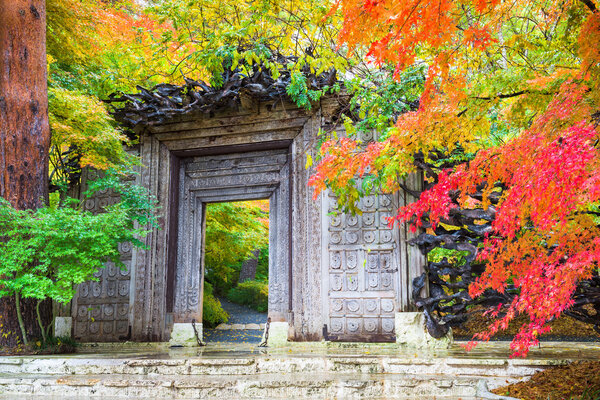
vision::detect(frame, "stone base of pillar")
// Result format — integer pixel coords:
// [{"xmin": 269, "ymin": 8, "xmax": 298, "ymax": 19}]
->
[
  {"xmin": 54, "ymin": 317, "xmax": 72, "ymax": 338},
  {"xmin": 265, "ymin": 321, "xmax": 289, "ymax": 347},
  {"xmin": 395, "ymin": 312, "xmax": 453, "ymax": 349},
  {"xmin": 169, "ymin": 323, "xmax": 203, "ymax": 347}
]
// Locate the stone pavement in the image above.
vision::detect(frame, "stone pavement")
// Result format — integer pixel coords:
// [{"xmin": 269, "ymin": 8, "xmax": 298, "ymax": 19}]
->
[
  {"xmin": 0, "ymin": 341, "xmax": 598, "ymax": 399},
  {"xmin": 203, "ymin": 297, "xmax": 268, "ymax": 343}
]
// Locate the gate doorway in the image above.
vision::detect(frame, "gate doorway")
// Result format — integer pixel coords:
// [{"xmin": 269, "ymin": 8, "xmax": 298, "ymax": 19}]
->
[
  {"xmin": 202, "ymin": 200, "xmax": 270, "ymax": 344},
  {"xmin": 169, "ymin": 147, "xmax": 291, "ymax": 337}
]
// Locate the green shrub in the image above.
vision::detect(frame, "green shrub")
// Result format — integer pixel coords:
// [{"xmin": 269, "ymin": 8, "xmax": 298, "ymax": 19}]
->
[
  {"xmin": 0, "ymin": 169, "xmax": 155, "ymax": 345},
  {"xmin": 226, "ymin": 280, "xmax": 268, "ymax": 313},
  {"xmin": 202, "ymin": 282, "xmax": 228, "ymax": 328},
  {"xmin": 255, "ymin": 246, "xmax": 269, "ymax": 282}
]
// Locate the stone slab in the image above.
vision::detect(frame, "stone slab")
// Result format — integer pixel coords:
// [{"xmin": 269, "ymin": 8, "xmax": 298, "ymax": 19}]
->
[
  {"xmin": 169, "ymin": 323, "xmax": 203, "ymax": 347},
  {"xmin": 395, "ymin": 312, "xmax": 453, "ymax": 349},
  {"xmin": 54, "ymin": 317, "xmax": 72, "ymax": 338}
]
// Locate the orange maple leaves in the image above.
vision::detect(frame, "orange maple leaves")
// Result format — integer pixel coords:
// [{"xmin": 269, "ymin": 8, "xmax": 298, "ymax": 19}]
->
[{"xmin": 312, "ymin": 0, "xmax": 600, "ymax": 356}]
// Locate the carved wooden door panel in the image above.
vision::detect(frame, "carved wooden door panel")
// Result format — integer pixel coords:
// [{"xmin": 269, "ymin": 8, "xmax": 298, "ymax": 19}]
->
[
  {"xmin": 72, "ymin": 170, "xmax": 132, "ymax": 341},
  {"xmin": 324, "ymin": 193, "xmax": 399, "ymax": 342}
]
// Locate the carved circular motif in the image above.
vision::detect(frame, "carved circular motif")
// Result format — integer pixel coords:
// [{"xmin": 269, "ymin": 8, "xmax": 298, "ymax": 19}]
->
[
  {"xmin": 116, "ymin": 321, "xmax": 128, "ymax": 334},
  {"xmin": 330, "ymin": 233, "xmax": 342, "ymax": 244},
  {"xmin": 381, "ymin": 299, "xmax": 395, "ymax": 313},
  {"xmin": 331, "ymin": 320, "xmax": 343, "ymax": 332},
  {"xmin": 332, "ymin": 299, "xmax": 343, "ymax": 312},
  {"xmin": 364, "ymin": 231, "xmax": 376, "ymax": 243},
  {"xmin": 368, "ymin": 274, "xmax": 379, "ymax": 288},
  {"xmin": 92, "ymin": 307, "xmax": 101, "ymax": 318},
  {"xmin": 347, "ymin": 275, "xmax": 359, "ymax": 291},
  {"xmin": 381, "ymin": 273, "xmax": 392, "ymax": 288},
  {"xmin": 108, "ymin": 264, "xmax": 118, "ymax": 277},
  {"xmin": 103, "ymin": 323, "xmax": 113, "ymax": 334},
  {"xmin": 80, "ymin": 283, "xmax": 89, "ymax": 298},
  {"xmin": 363, "ymin": 196, "xmax": 376, "ymax": 208},
  {"xmin": 364, "ymin": 320, "xmax": 377, "ymax": 332},
  {"xmin": 107, "ymin": 282, "xmax": 116, "ymax": 297},
  {"xmin": 345, "ymin": 231, "xmax": 358, "ymax": 244},
  {"xmin": 118, "ymin": 304, "xmax": 129, "ymax": 317},
  {"xmin": 347, "ymin": 320, "xmax": 360, "ymax": 332},
  {"xmin": 380, "ymin": 213, "xmax": 392, "ymax": 225},
  {"xmin": 330, "ymin": 215, "xmax": 341, "ymax": 227},
  {"xmin": 330, "ymin": 252, "xmax": 342, "ymax": 269},
  {"xmin": 367, "ymin": 254, "xmax": 379, "ymax": 270},
  {"xmin": 380, "ymin": 230, "xmax": 392, "ymax": 243},
  {"xmin": 119, "ymin": 281, "xmax": 129, "ymax": 297},
  {"xmin": 382, "ymin": 319, "xmax": 395, "ymax": 333},
  {"xmin": 331, "ymin": 275, "xmax": 343, "ymax": 291},
  {"xmin": 380, "ymin": 195, "xmax": 392, "ymax": 207},
  {"xmin": 84, "ymin": 199, "xmax": 96, "ymax": 211},
  {"xmin": 104, "ymin": 305, "xmax": 114, "ymax": 317},
  {"xmin": 346, "ymin": 215, "xmax": 358, "ymax": 226},
  {"xmin": 92, "ymin": 282, "xmax": 102, "ymax": 297},
  {"xmin": 119, "ymin": 242, "xmax": 132, "ymax": 254},
  {"xmin": 346, "ymin": 252, "xmax": 357, "ymax": 269},
  {"xmin": 365, "ymin": 300, "xmax": 378, "ymax": 312},
  {"xmin": 93, "ymin": 269, "xmax": 103, "ymax": 278},
  {"xmin": 360, "ymin": 130, "xmax": 374, "ymax": 142},
  {"xmin": 362, "ymin": 213, "xmax": 375, "ymax": 226},
  {"xmin": 381, "ymin": 254, "xmax": 392, "ymax": 269},
  {"xmin": 347, "ymin": 300, "xmax": 360, "ymax": 313},
  {"xmin": 78, "ymin": 306, "xmax": 88, "ymax": 318},
  {"xmin": 98, "ymin": 198, "xmax": 109, "ymax": 209},
  {"xmin": 89, "ymin": 322, "xmax": 100, "ymax": 334}
]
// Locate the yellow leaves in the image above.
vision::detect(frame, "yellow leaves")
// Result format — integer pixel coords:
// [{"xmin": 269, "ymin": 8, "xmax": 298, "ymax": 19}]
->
[
  {"xmin": 305, "ymin": 153, "xmax": 313, "ymax": 169},
  {"xmin": 49, "ymin": 88, "xmax": 132, "ymax": 173}
]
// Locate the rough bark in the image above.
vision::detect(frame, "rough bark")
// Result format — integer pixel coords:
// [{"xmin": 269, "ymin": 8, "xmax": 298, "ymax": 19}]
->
[{"xmin": 0, "ymin": 0, "xmax": 52, "ymax": 347}]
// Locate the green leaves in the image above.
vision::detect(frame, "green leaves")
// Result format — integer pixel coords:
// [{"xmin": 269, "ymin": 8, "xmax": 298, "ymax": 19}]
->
[{"xmin": 0, "ymin": 172, "xmax": 155, "ymax": 306}]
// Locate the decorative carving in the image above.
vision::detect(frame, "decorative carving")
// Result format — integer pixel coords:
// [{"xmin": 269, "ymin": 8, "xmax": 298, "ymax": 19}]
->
[
  {"xmin": 364, "ymin": 319, "xmax": 377, "ymax": 332},
  {"xmin": 73, "ymin": 178, "xmax": 132, "ymax": 342},
  {"xmin": 326, "ymin": 189, "xmax": 401, "ymax": 341},
  {"xmin": 365, "ymin": 299, "xmax": 378, "ymax": 313},
  {"xmin": 330, "ymin": 252, "xmax": 342, "ymax": 269},
  {"xmin": 346, "ymin": 251, "xmax": 357, "ymax": 269},
  {"xmin": 347, "ymin": 319, "xmax": 360, "ymax": 332},
  {"xmin": 347, "ymin": 300, "xmax": 360, "ymax": 313}
]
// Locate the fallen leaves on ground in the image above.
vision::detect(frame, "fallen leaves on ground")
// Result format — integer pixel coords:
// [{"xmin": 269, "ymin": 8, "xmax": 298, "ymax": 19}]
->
[{"xmin": 492, "ymin": 361, "xmax": 600, "ymax": 400}]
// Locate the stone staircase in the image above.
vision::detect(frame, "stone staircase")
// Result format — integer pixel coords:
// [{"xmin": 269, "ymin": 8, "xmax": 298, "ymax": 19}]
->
[{"xmin": 0, "ymin": 350, "xmax": 559, "ymax": 399}]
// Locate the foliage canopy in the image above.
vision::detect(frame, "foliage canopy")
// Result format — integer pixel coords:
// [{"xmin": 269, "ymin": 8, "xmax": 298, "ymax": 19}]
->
[{"xmin": 310, "ymin": 0, "xmax": 600, "ymax": 356}]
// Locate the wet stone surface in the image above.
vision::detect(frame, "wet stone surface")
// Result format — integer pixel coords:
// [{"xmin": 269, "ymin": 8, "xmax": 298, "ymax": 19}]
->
[{"xmin": 204, "ymin": 298, "xmax": 267, "ymax": 343}]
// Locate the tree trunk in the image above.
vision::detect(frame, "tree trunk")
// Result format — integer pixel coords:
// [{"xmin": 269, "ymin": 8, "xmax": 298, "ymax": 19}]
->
[{"xmin": 0, "ymin": 0, "xmax": 51, "ymax": 347}]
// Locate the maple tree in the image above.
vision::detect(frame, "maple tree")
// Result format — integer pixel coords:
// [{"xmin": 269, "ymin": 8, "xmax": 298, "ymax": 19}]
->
[{"xmin": 310, "ymin": 0, "xmax": 600, "ymax": 356}]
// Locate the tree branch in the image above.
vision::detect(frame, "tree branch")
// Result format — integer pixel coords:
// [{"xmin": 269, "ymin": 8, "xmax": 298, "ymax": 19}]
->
[{"xmin": 579, "ymin": 0, "xmax": 597, "ymax": 13}]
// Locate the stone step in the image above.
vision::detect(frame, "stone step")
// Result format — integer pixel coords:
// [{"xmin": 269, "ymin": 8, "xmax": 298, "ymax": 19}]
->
[
  {"xmin": 0, "ymin": 355, "xmax": 552, "ymax": 379},
  {"xmin": 0, "ymin": 372, "xmax": 486, "ymax": 399}
]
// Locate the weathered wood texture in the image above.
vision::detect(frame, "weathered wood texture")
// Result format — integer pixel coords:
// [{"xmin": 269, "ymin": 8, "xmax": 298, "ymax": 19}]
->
[
  {"xmin": 0, "ymin": 0, "xmax": 51, "ymax": 347},
  {"xmin": 75, "ymin": 98, "xmax": 426, "ymax": 343},
  {"xmin": 105, "ymin": 58, "xmax": 336, "ymax": 129},
  {"xmin": 175, "ymin": 149, "xmax": 290, "ymax": 325},
  {"xmin": 71, "ymin": 170, "xmax": 135, "ymax": 342}
]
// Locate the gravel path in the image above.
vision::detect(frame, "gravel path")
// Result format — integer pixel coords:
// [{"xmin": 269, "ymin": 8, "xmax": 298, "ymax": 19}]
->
[
  {"xmin": 217, "ymin": 297, "xmax": 267, "ymax": 325},
  {"xmin": 203, "ymin": 297, "xmax": 268, "ymax": 344}
]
